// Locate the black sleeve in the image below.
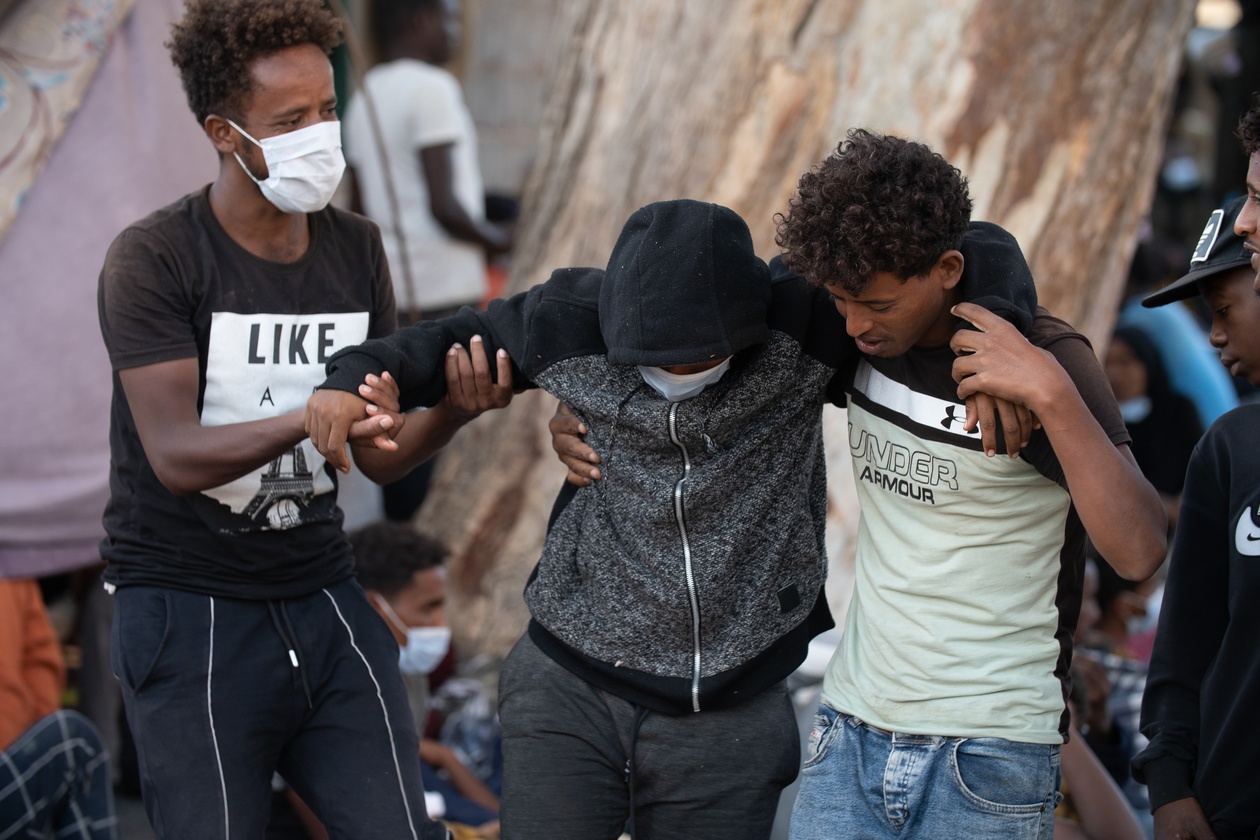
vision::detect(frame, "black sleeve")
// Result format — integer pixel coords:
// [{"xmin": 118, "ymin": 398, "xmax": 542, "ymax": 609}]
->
[
  {"xmin": 98, "ymin": 227, "xmax": 200, "ymax": 370},
  {"xmin": 1018, "ymin": 314, "xmax": 1130, "ymax": 484},
  {"xmin": 320, "ymin": 267, "xmax": 605, "ymax": 410},
  {"xmin": 366, "ymin": 223, "xmax": 398, "ymax": 340},
  {"xmin": 1131, "ymin": 430, "xmax": 1231, "ymax": 809},
  {"xmin": 957, "ymin": 221, "xmax": 1039, "ymax": 336},
  {"xmin": 765, "ymin": 255, "xmax": 857, "ymax": 406}
]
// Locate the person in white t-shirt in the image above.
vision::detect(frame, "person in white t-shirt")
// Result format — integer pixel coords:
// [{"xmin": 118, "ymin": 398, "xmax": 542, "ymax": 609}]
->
[
  {"xmin": 345, "ymin": 0, "xmax": 514, "ymax": 519},
  {"xmin": 345, "ymin": 0, "xmax": 512, "ymax": 323}
]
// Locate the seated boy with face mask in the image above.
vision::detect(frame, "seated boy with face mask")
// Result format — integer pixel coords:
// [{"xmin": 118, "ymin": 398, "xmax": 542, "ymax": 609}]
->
[
  {"xmin": 351, "ymin": 521, "xmax": 501, "ymax": 835},
  {"xmin": 308, "ymin": 197, "xmax": 1036, "ymax": 838}
]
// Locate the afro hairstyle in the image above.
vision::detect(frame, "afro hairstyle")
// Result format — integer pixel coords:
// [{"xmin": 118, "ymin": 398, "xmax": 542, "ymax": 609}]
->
[
  {"xmin": 1239, "ymin": 91, "xmax": 1260, "ymax": 157},
  {"xmin": 167, "ymin": 0, "xmax": 343, "ymax": 125},
  {"xmin": 349, "ymin": 522, "xmax": 448, "ymax": 597},
  {"xmin": 776, "ymin": 128, "xmax": 973, "ymax": 295}
]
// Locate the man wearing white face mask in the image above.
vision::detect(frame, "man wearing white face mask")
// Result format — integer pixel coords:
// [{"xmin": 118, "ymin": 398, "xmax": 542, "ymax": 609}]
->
[
  {"xmin": 94, "ymin": 2, "xmax": 510, "ymax": 838},
  {"xmin": 352, "ymin": 522, "xmax": 502, "ymax": 835},
  {"xmin": 224, "ymin": 116, "xmax": 348, "ymax": 215}
]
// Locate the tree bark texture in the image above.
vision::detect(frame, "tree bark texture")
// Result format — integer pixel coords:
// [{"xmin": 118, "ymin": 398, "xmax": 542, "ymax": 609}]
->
[{"xmin": 418, "ymin": 0, "xmax": 1195, "ymax": 659}]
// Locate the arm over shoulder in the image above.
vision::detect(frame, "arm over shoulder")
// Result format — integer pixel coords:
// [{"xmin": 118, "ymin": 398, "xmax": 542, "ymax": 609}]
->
[
  {"xmin": 765, "ymin": 255, "xmax": 859, "ymax": 373},
  {"xmin": 958, "ymin": 221, "xmax": 1039, "ymax": 336}
]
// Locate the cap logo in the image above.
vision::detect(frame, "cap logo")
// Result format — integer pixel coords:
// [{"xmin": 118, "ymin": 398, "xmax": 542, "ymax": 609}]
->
[{"xmin": 1191, "ymin": 209, "xmax": 1224, "ymax": 266}]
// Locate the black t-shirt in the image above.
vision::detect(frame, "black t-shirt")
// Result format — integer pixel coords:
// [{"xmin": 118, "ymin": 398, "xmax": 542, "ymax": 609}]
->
[{"xmin": 97, "ymin": 187, "xmax": 395, "ymax": 598}]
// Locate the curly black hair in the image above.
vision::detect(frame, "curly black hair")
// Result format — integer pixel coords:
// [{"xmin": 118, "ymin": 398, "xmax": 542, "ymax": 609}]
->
[
  {"xmin": 775, "ymin": 129, "xmax": 973, "ymax": 295},
  {"xmin": 1239, "ymin": 93, "xmax": 1260, "ymax": 157},
  {"xmin": 350, "ymin": 522, "xmax": 447, "ymax": 596},
  {"xmin": 167, "ymin": 0, "xmax": 343, "ymax": 125}
]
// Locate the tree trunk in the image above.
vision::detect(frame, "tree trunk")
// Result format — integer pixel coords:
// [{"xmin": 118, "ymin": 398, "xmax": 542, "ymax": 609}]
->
[{"xmin": 418, "ymin": 0, "xmax": 1195, "ymax": 659}]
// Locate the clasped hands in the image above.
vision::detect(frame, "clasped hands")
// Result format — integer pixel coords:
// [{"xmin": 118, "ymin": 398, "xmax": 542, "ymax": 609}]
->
[
  {"xmin": 948, "ymin": 302, "xmax": 1070, "ymax": 457},
  {"xmin": 305, "ymin": 336, "xmax": 513, "ymax": 473}
]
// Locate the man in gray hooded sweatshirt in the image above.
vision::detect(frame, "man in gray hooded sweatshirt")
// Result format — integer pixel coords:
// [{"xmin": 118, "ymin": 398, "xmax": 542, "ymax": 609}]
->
[{"xmin": 308, "ymin": 198, "xmax": 1036, "ymax": 839}]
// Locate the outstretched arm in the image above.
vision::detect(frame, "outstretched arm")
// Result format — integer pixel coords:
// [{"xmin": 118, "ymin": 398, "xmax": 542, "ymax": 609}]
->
[
  {"xmin": 310, "ymin": 335, "xmax": 513, "ymax": 476},
  {"xmin": 312, "ymin": 267, "xmax": 604, "ymax": 471},
  {"xmin": 309, "ymin": 308, "xmax": 520, "ymax": 472},
  {"xmin": 950, "ymin": 303, "xmax": 1166, "ymax": 580},
  {"xmin": 349, "ymin": 338, "xmax": 514, "ymax": 483}
]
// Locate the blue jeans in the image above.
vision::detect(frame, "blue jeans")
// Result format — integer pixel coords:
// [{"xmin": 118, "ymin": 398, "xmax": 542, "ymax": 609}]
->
[{"xmin": 790, "ymin": 705, "xmax": 1061, "ymax": 840}]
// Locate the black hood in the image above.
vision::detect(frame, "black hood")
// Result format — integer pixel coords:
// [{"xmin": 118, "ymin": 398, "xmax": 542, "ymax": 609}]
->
[
  {"xmin": 957, "ymin": 221, "xmax": 1039, "ymax": 336},
  {"xmin": 599, "ymin": 199, "xmax": 771, "ymax": 366}
]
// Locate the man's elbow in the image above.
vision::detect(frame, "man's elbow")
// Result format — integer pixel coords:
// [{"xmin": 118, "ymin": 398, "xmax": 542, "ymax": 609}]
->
[
  {"xmin": 1111, "ymin": 527, "xmax": 1168, "ymax": 582},
  {"xmin": 145, "ymin": 447, "xmax": 207, "ymax": 497},
  {"xmin": 150, "ymin": 461, "xmax": 198, "ymax": 497}
]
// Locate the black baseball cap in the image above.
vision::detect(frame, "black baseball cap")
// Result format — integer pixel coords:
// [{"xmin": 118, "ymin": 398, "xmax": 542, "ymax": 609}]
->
[{"xmin": 1142, "ymin": 196, "xmax": 1253, "ymax": 307}]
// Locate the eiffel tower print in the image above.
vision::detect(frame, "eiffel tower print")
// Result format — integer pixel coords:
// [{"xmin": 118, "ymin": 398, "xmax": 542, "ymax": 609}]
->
[{"xmin": 243, "ymin": 447, "xmax": 316, "ymax": 528}]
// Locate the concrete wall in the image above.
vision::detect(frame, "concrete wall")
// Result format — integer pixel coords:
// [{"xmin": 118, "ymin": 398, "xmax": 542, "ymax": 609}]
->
[{"xmin": 461, "ymin": 0, "xmax": 566, "ymax": 196}]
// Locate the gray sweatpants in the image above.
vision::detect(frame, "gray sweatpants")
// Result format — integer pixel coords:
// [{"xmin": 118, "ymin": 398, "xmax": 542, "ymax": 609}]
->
[{"xmin": 498, "ymin": 633, "xmax": 800, "ymax": 840}]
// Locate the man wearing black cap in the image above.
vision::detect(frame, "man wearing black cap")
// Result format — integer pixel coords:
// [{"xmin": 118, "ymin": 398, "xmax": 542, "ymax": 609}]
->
[{"xmin": 1132, "ymin": 194, "xmax": 1260, "ymax": 840}]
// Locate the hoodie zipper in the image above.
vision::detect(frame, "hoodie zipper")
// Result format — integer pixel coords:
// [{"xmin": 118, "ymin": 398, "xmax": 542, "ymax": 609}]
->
[{"xmin": 668, "ymin": 401, "xmax": 703, "ymax": 713}]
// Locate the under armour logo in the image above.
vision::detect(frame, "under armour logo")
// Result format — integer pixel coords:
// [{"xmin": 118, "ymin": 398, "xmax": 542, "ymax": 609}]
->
[{"xmin": 941, "ymin": 405, "xmax": 979, "ymax": 435}]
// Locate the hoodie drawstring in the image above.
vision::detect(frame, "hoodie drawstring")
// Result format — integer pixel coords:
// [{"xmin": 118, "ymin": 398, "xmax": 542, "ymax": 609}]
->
[{"xmin": 267, "ymin": 600, "xmax": 313, "ymax": 708}]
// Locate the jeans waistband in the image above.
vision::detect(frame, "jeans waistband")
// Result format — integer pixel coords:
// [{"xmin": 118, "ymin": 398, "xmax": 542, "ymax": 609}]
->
[{"xmin": 841, "ymin": 712, "xmax": 946, "ymax": 745}]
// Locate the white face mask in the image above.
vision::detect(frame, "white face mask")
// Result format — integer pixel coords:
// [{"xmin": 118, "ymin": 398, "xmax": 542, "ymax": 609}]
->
[
  {"xmin": 227, "ymin": 118, "xmax": 345, "ymax": 214},
  {"xmin": 373, "ymin": 593, "xmax": 452, "ymax": 675},
  {"xmin": 638, "ymin": 358, "xmax": 732, "ymax": 402}
]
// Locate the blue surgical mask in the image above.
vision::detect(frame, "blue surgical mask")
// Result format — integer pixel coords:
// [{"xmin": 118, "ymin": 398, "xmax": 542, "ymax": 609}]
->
[
  {"xmin": 397, "ymin": 626, "xmax": 452, "ymax": 676},
  {"xmin": 1118, "ymin": 395, "xmax": 1152, "ymax": 424},
  {"xmin": 373, "ymin": 593, "xmax": 451, "ymax": 675},
  {"xmin": 638, "ymin": 358, "xmax": 732, "ymax": 402},
  {"xmin": 1126, "ymin": 583, "xmax": 1162, "ymax": 639}
]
